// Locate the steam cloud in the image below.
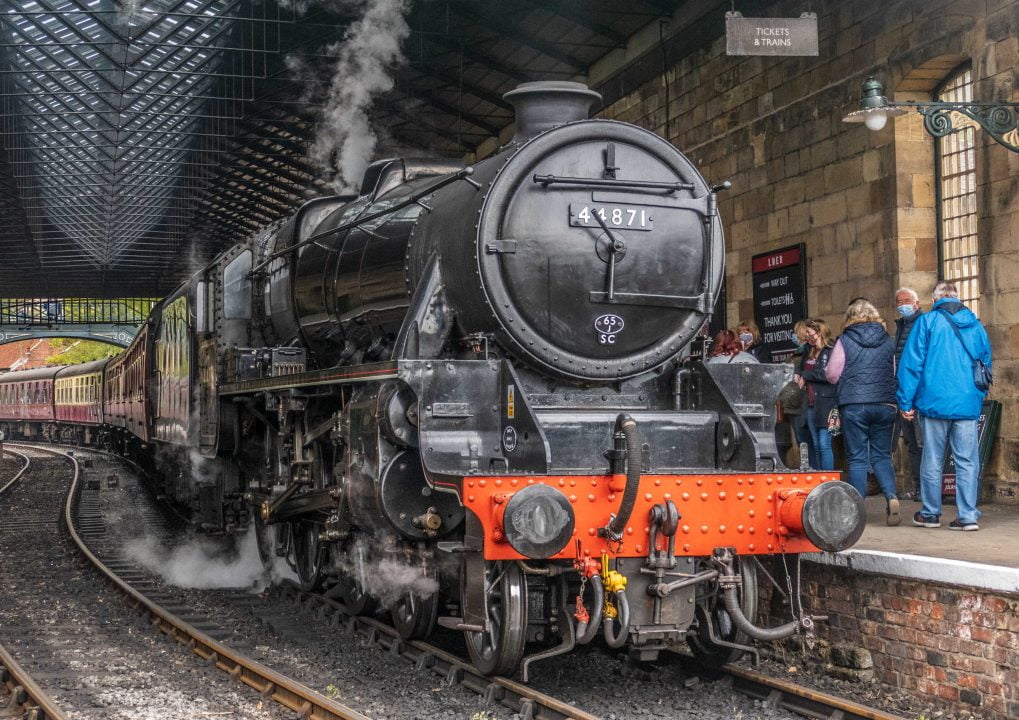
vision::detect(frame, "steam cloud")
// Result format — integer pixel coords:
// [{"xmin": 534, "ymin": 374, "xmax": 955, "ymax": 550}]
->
[
  {"xmin": 125, "ymin": 526, "xmax": 296, "ymax": 590},
  {"xmin": 306, "ymin": 0, "xmax": 411, "ymax": 192},
  {"xmin": 337, "ymin": 538, "xmax": 439, "ymax": 609}
]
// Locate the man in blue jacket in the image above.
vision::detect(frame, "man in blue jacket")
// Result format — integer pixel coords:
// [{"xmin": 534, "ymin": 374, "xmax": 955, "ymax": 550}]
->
[{"xmin": 897, "ymin": 281, "xmax": 991, "ymax": 531}]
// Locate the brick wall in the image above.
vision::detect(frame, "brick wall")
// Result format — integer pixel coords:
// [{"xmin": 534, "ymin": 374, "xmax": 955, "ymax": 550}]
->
[
  {"xmin": 760, "ymin": 562, "xmax": 1019, "ymax": 719},
  {"xmin": 597, "ymin": 0, "xmax": 1019, "ymax": 502}
]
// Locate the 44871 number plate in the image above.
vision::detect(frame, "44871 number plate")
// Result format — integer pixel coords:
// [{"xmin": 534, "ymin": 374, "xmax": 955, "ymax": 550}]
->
[{"xmin": 569, "ymin": 203, "xmax": 653, "ymax": 231}]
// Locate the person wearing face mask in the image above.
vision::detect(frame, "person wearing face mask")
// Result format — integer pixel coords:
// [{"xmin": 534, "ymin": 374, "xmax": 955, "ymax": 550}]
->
[
  {"xmin": 779, "ymin": 320, "xmax": 814, "ymax": 465},
  {"xmin": 892, "ymin": 287, "xmax": 924, "ymax": 499},
  {"xmin": 793, "ymin": 318, "xmax": 836, "ymax": 471},
  {"xmin": 736, "ymin": 319, "xmax": 772, "ymax": 363}
]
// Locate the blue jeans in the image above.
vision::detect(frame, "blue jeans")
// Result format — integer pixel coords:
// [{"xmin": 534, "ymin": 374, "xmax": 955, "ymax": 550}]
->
[
  {"xmin": 920, "ymin": 416, "xmax": 980, "ymax": 523},
  {"xmin": 841, "ymin": 403, "xmax": 897, "ymax": 499},
  {"xmin": 806, "ymin": 411, "xmax": 833, "ymax": 470},
  {"xmin": 790, "ymin": 413, "xmax": 812, "ymax": 467}
]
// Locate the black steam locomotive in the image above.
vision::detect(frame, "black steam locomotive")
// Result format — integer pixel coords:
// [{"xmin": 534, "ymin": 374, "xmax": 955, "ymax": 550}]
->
[{"xmin": 0, "ymin": 81, "xmax": 865, "ymax": 679}]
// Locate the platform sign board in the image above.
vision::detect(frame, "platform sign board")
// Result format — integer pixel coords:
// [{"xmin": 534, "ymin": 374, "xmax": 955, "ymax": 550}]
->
[
  {"xmin": 725, "ymin": 12, "xmax": 819, "ymax": 56},
  {"xmin": 941, "ymin": 400, "xmax": 1001, "ymax": 496},
  {"xmin": 751, "ymin": 244, "xmax": 807, "ymax": 362}
]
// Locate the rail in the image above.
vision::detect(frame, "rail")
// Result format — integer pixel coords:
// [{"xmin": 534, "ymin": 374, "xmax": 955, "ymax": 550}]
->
[
  {"xmin": 0, "ymin": 446, "xmax": 70, "ymax": 720},
  {"xmin": 0, "ymin": 641, "xmax": 70, "ymax": 720},
  {"xmin": 721, "ymin": 663, "xmax": 909, "ymax": 720},
  {"xmin": 0, "ymin": 447, "xmax": 31, "ymax": 497},
  {"xmin": 41, "ymin": 444, "xmax": 372, "ymax": 720},
  {"xmin": 280, "ymin": 582, "xmax": 600, "ymax": 720}
]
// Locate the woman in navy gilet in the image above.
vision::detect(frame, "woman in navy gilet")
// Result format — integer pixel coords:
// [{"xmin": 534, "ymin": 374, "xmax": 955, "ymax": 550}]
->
[{"xmin": 824, "ymin": 299, "xmax": 901, "ymax": 526}]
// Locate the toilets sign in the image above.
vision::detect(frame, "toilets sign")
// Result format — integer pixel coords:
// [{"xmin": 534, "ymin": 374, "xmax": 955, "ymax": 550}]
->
[
  {"xmin": 726, "ymin": 12, "xmax": 819, "ymax": 56},
  {"xmin": 752, "ymin": 244, "xmax": 807, "ymax": 362}
]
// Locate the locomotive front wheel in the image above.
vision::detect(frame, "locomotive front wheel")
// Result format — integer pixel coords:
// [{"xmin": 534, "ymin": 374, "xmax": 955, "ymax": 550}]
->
[
  {"xmin": 339, "ymin": 544, "xmax": 377, "ymax": 616},
  {"xmin": 391, "ymin": 587, "xmax": 439, "ymax": 640},
  {"xmin": 461, "ymin": 561, "xmax": 527, "ymax": 677},
  {"xmin": 687, "ymin": 557, "xmax": 758, "ymax": 667},
  {"xmin": 294, "ymin": 521, "xmax": 325, "ymax": 592}
]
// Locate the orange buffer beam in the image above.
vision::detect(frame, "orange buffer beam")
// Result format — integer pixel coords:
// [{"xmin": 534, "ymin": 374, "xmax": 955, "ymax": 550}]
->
[{"xmin": 463, "ymin": 472, "xmax": 838, "ymax": 561}]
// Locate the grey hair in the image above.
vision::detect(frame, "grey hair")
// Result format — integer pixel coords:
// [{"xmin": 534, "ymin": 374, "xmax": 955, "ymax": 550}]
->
[
  {"xmin": 895, "ymin": 287, "xmax": 919, "ymax": 302},
  {"xmin": 932, "ymin": 281, "xmax": 959, "ymax": 300},
  {"xmin": 845, "ymin": 298, "xmax": 883, "ymax": 328}
]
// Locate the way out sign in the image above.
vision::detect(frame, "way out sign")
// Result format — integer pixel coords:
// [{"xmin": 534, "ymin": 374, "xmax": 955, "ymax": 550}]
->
[{"xmin": 726, "ymin": 12, "xmax": 818, "ymax": 56}]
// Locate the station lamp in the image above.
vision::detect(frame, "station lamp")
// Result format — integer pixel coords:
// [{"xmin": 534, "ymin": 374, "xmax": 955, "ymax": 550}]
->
[{"xmin": 843, "ymin": 77, "xmax": 1019, "ymax": 153}]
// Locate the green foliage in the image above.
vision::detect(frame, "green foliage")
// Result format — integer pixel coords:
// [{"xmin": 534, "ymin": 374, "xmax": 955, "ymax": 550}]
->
[{"xmin": 46, "ymin": 339, "xmax": 123, "ymax": 365}]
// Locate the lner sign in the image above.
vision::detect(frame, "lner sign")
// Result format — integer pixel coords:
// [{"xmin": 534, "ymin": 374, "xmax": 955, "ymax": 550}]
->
[{"xmin": 725, "ymin": 12, "xmax": 819, "ymax": 56}]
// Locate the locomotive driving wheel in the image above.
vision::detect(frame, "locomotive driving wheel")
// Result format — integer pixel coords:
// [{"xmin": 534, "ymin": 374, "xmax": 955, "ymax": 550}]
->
[
  {"xmin": 293, "ymin": 521, "xmax": 325, "ymax": 592},
  {"xmin": 687, "ymin": 557, "xmax": 758, "ymax": 667},
  {"xmin": 461, "ymin": 560, "xmax": 527, "ymax": 677},
  {"xmin": 391, "ymin": 584, "xmax": 439, "ymax": 640}
]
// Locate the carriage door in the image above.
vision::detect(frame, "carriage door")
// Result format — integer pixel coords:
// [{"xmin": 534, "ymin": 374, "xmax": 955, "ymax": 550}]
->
[{"xmin": 197, "ymin": 276, "xmax": 219, "ymax": 454}]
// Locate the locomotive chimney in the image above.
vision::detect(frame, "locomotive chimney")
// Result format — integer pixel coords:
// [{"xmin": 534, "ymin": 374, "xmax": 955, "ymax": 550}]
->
[{"xmin": 504, "ymin": 81, "xmax": 602, "ymax": 143}]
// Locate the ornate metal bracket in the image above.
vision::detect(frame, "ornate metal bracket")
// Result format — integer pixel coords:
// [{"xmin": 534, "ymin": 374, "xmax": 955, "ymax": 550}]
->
[
  {"xmin": 916, "ymin": 103, "xmax": 1019, "ymax": 152},
  {"xmin": 843, "ymin": 77, "xmax": 1019, "ymax": 153}
]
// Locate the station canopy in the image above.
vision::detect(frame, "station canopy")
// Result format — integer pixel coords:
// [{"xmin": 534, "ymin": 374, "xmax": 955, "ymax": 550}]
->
[{"xmin": 0, "ymin": 0, "xmax": 709, "ymax": 297}]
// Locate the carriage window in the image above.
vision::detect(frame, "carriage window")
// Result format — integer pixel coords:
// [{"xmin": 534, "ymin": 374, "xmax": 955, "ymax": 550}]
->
[{"xmin": 223, "ymin": 251, "xmax": 252, "ymax": 319}]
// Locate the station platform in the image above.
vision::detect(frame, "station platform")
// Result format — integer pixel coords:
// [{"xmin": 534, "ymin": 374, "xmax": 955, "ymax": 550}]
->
[{"xmin": 805, "ymin": 495, "xmax": 1019, "ymax": 594}]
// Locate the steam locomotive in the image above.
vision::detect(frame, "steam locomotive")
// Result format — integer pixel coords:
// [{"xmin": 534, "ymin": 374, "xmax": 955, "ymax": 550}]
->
[{"xmin": 0, "ymin": 81, "xmax": 865, "ymax": 679}]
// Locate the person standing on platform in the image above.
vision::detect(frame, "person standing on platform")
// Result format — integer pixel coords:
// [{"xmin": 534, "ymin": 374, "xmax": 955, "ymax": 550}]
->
[
  {"xmin": 794, "ymin": 319, "xmax": 835, "ymax": 471},
  {"xmin": 781, "ymin": 321, "xmax": 813, "ymax": 465},
  {"xmin": 707, "ymin": 330, "xmax": 759, "ymax": 364},
  {"xmin": 892, "ymin": 287, "xmax": 924, "ymax": 499},
  {"xmin": 736, "ymin": 319, "xmax": 772, "ymax": 363},
  {"xmin": 824, "ymin": 300, "xmax": 901, "ymax": 526},
  {"xmin": 897, "ymin": 281, "xmax": 991, "ymax": 531}
]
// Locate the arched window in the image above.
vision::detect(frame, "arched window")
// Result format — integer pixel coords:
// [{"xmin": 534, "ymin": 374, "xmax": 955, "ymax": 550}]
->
[{"xmin": 935, "ymin": 65, "xmax": 979, "ymax": 311}]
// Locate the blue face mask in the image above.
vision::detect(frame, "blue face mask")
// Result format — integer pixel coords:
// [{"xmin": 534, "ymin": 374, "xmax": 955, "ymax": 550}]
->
[{"xmin": 897, "ymin": 304, "xmax": 916, "ymax": 318}]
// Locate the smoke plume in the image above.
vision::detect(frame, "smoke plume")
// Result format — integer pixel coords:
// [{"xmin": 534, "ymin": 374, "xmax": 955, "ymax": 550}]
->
[{"xmin": 306, "ymin": 0, "xmax": 411, "ymax": 192}]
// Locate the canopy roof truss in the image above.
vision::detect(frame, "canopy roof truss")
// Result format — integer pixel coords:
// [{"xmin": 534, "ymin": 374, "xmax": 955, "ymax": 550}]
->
[{"xmin": 0, "ymin": 0, "xmax": 724, "ymax": 296}]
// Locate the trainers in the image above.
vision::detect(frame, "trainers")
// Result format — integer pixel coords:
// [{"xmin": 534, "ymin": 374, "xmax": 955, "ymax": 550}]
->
[
  {"xmin": 948, "ymin": 518, "xmax": 979, "ymax": 531},
  {"xmin": 886, "ymin": 497, "xmax": 901, "ymax": 527},
  {"xmin": 912, "ymin": 511, "xmax": 940, "ymax": 528}
]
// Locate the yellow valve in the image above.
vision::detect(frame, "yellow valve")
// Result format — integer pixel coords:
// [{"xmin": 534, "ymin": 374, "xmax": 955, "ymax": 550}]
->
[
  {"xmin": 599, "ymin": 552, "xmax": 628, "ymax": 594},
  {"xmin": 603, "ymin": 570, "xmax": 627, "ymax": 594}
]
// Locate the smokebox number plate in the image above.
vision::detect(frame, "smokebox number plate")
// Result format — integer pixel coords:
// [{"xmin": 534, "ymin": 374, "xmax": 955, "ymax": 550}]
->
[{"xmin": 570, "ymin": 203, "xmax": 653, "ymax": 231}]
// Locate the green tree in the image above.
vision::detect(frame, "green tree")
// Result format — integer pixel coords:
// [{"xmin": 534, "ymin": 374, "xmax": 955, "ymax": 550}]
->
[{"xmin": 46, "ymin": 339, "xmax": 123, "ymax": 365}]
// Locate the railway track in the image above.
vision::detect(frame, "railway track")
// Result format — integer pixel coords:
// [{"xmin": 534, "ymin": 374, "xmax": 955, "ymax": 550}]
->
[
  {"xmin": 0, "ymin": 444, "xmax": 908, "ymax": 720},
  {"xmin": 0, "ymin": 443, "xmax": 358, "ymax": 720},
  {"xmin": 278, "ymin": 582, "xmax": 908, "ymax": 720}
]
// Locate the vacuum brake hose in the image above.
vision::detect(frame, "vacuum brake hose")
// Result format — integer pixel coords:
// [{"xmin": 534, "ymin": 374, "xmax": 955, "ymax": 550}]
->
[
  {"xmin": 574, "ymin": 574, "xmax": 603, "ymax": 645},
  {"xmin": 603, "ymin": 589, "xmax": 630, "ymax": 648},
  {"xmin": 605, "ymin": 414, "xmax": 640, "ymax": 540},
  {"xmin": 721, "ymin": 585, "xmax": 800, "ymax": 641}
]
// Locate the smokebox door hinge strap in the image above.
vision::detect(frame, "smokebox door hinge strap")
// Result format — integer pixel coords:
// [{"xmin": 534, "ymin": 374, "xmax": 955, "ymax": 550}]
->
[{"xmin": 603, "ymin": 142, "xmax": 619, "ymax": 179}]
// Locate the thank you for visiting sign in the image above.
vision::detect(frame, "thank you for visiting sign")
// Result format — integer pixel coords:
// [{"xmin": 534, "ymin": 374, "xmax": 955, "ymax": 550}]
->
[
  {"xmin": 751, "ymin": 244, "xmax": 807, "ymax": 362},
  {"xmin": 726, "ymin": 12, "xmax": 819, "ymax": 56}
]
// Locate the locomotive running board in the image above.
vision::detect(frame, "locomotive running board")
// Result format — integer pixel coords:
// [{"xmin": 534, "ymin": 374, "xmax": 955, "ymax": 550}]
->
[{"xmin": 217, "ymin": 360, "xmax": 398, "ymax": 396}]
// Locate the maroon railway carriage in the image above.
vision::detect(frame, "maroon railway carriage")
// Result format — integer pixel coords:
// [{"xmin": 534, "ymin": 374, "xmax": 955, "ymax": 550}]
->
[
  {"xmin": 103, "ymin": 324, "xmax": 152, "ymax": 444},
  {"xmin": 54, "ymin": 359, "xmax": 107, "ymax": 426},
  {"xmin": 0, "ymin": 366, "xmax": 57, "ymax": 436}
]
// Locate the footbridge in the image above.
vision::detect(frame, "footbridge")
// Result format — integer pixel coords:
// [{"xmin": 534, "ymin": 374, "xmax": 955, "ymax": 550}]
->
[{"xmin": 0, "ymin": 298, "xmax": 158, "ymax": 347}]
